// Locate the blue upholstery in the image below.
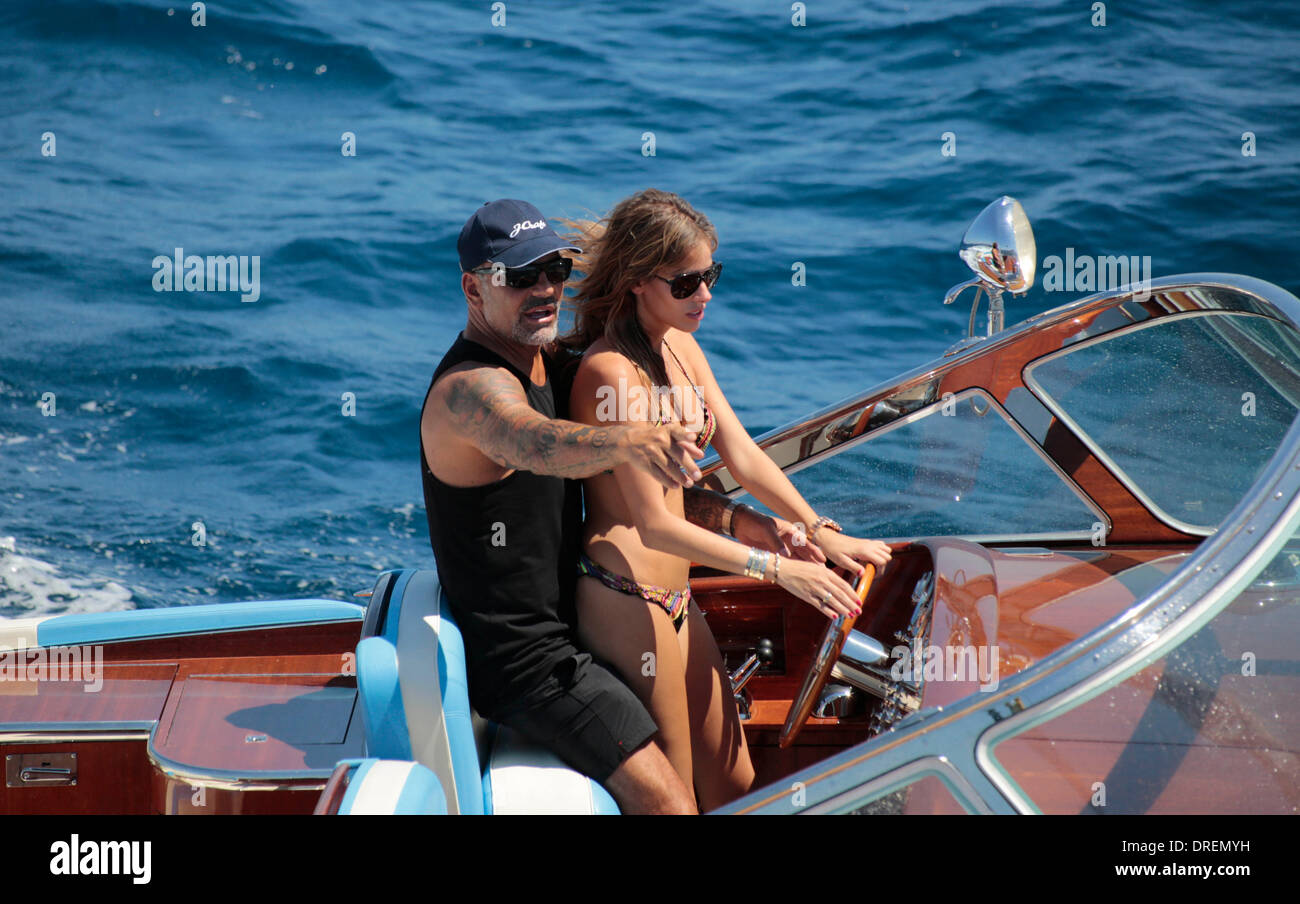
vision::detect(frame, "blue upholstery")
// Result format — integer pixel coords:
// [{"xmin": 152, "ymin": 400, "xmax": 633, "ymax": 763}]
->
[
  {"xmin": 593, "ymin": 782, "xmax": 620, "ymax": 815},
  {"xmin": 371, "ymin": 569, "xmax": 483, "ymax": 814},
  {"xmin": 355, "ymin": 637, "xmax": 412, "ymax": 762},
  {"xmin": 339, "ymin": 759, "xmax": 447, "ymax": 815},
  {"xmin": 377, "ymin": 569, "xmax": 415, "ymax": 644},
  {"xmin": 351, "ymin": 568, "xmax": 621, "ymax": 815},
  {"xmin": 38, "ymin": 599, "xmax": 363, "ymax": 647},
  {"xmin": 423, "ymin": 588, "xmax": 480, "ymax": 810}
]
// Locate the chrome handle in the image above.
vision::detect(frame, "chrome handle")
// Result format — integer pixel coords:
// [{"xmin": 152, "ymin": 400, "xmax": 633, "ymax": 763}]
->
[
  {"xmin": 730, "ymin": 654, "xmax": 760, "ymax": 695},
  {"xmin": 729, "ymin": 637, "xmax": 774, "ymax": 695},
  {"xmin": 7, "ymin": 753, "xmax": 78, "ymax": 787},
  {"xmin": 20, "ymin": 767, "xmax": 72, "ymax": 783}
]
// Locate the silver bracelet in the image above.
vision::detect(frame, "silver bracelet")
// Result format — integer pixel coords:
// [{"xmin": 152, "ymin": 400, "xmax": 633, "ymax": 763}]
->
[{"xmin": 743, "ymin": 547, "xmax": 770, "ymax": 580}]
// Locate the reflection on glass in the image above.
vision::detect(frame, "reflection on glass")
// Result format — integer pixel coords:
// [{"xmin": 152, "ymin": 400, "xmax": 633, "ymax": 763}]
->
[
  {"xmin": 1028, "ymin": 313, "xmax": 1300, "ymax": 531},
  {"xmin": 745, "ymin": 390, "xmax": 1098, "ymax": 538},
  {"xmin": 991, "ymin": 535, "xmax": 1300, "ymax": 814}
]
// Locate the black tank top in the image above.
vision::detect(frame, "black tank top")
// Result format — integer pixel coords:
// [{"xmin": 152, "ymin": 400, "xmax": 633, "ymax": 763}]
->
[{"xmin": 419, "ymin": 333, "xmax": 582, "ymax": 716}]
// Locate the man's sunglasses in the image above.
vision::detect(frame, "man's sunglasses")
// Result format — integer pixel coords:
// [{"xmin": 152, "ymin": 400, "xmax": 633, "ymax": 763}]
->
[
  {"xmin": 472, "ymin": 257, "xmax": 573, "ymax": 289},
  {"xmin": 653, "ymin": 262, "xmax": 723, "ymax": 299}
]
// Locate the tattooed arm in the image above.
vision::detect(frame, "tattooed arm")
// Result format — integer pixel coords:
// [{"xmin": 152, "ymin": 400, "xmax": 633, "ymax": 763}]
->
[
  {"xmin": 683, "ymin": 487, "xmax": 827, "ymax": 563},
  {"xmin": 682, "ymin": 486, "xmax": 731, "ymax": 531},
  {"xmin": 437, "ymin": 363, "xmax": 703, "ymax": 485}
]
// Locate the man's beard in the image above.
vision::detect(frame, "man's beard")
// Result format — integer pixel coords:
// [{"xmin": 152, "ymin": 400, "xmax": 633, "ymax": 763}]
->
[{"xmin": 511, "ymin": 319, "xmax": 557, "ymax": 346}]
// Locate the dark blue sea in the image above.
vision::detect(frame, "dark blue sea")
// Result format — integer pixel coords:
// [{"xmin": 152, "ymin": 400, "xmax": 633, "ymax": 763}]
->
[{"xmin": 2, "ymin": 0, "xmax": 1298, "ymax": 616}]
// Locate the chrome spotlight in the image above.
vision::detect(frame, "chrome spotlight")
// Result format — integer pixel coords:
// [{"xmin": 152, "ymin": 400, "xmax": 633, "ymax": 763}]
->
[{"xmin": 944, "ymin": 196, "xmax": 1037, "ymax": 348}]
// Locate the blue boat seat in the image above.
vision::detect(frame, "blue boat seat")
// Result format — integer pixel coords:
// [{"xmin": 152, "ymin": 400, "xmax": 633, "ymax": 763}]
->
[
  {"xmin": 337, "ymin": 759, "xmax": 447, "ymax": 815},
  {"xmin": 352, "ymin": 568, "xmax": 620, "ymax": 815}
]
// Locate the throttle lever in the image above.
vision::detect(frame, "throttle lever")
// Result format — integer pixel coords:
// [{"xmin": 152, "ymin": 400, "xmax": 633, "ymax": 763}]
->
[{"xmin": 730, "ymin": 638, "xmax": 774, "ymax": 695}]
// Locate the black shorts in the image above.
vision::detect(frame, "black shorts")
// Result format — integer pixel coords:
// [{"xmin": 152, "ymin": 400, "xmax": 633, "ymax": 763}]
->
[{"xmin": 489, "ymin": 652, "xmax": 658, "ymax": 783}]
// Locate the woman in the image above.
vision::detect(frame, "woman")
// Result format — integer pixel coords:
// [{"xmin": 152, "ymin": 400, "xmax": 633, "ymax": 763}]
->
[{"xmin": 561, "ymin": 189, "xmax": 892, "ymax": 810}]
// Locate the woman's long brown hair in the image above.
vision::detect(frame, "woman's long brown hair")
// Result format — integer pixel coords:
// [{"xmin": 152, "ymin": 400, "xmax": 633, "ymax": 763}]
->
[{"xmin": 558, "ymin": 188, "xmax": 717, "ymax": 391}]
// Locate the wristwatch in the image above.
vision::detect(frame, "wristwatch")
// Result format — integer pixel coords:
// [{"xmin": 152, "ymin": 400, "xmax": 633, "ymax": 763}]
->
[{"xmin": 808, "ymin": 516, "xmax": 842, "ymax": 540}]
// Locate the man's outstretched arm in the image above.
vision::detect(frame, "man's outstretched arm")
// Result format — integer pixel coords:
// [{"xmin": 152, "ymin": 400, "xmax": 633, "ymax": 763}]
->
[
  {"xmin": 683, "ymin": 486, "xmax": 827, "ymax": 563},
  {"xmin": 682, "ymin": 486, "xmax": 733, "ymax": 532},
  {"xmin": 439, "ymin": 365, "xmax": 702, "ymax": 486}
]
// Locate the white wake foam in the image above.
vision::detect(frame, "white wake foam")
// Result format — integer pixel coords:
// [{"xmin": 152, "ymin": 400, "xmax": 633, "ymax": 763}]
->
[{"xmin": 0, "ymin": 537, "xmax": 135, "ymax": 617}]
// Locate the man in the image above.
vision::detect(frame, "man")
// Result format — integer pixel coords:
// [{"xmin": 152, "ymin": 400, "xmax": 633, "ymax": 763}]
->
[{"xmin": 420, "ymin": 199, "xmax": 786, "ymax": 814}]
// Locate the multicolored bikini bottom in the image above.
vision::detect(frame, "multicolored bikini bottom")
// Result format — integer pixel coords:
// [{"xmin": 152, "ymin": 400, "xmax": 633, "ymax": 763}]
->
[{"xmin": 576, "ymin": 552, "xmax": 691, "ymax": 633}]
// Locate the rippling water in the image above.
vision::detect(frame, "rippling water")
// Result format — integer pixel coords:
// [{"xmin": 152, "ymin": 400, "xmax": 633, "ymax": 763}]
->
[{"xmin": 2, "ymin": 0, "xmax": 1298, "ymax": 616}]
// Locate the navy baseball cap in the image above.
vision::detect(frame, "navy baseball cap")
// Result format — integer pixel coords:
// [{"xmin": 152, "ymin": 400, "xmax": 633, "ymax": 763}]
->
[{"xmin": 457, "ymin": 199, "xmax": 582, "ymax": 272}]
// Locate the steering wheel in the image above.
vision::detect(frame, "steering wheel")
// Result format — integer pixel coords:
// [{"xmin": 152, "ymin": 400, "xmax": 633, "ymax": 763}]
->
[{"xmin": 779, "ymin": 564, "xmax": 876, "ymax": 749}]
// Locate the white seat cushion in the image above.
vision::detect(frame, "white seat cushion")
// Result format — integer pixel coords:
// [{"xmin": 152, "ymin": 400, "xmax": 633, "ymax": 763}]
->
[{"xmin": 483, "ymin": 725, "xmax": 620, "ymax": 815}]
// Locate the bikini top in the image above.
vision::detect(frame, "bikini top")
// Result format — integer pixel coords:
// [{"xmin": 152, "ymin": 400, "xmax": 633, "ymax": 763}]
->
[
  {"xmin": 658, "ymin": 341, "xmax": 717, "ymax": 455},
  {"xmin": 602, "ymin": 341, "xmax": 717, "ymax": 477}
]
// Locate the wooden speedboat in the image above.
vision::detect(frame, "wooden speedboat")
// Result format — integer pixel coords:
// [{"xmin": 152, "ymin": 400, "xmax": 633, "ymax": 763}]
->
[{"xmin": 5, "ymin": 199, "xmax": 1298, "ymax": 815}]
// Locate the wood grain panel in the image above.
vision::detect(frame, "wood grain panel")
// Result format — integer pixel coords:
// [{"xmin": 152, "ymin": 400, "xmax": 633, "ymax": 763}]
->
[
  {"xmin": 152, "ymin": 672, "xmax": 362, "ymax": 775},
  {"xmin": 92, "ymin": 620, "xmax": 362, "ymax": 663},
  {"xmin": 0, "ymin": 740, "xmax": 153, "ymax": 815},
  {"xmin": 0, "ymin": 664, "xmax": 175, "ymax": 726},
  {"xmin": 151, "ymin": 771, "xmax": 326, "ymax": 815}
]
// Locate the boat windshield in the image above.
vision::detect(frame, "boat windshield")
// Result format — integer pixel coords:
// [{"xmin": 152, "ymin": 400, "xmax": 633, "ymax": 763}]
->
[
  {"xmin": 1025, "ymin": 311, "xmax": 1300, "ymax": 533},
  {"xmin": 746, "ymin": 388, "xmax": 1103, "ymax": 541}
]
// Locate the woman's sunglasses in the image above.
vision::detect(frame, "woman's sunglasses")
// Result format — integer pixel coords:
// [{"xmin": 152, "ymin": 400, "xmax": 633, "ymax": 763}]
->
[
  {"xmin": 472, "ymin": 257, "xmax": 573, "ymax": 289},
  {"xmin": 654, "ymin": 262, "xmax": 723, "ymax": 299}
]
